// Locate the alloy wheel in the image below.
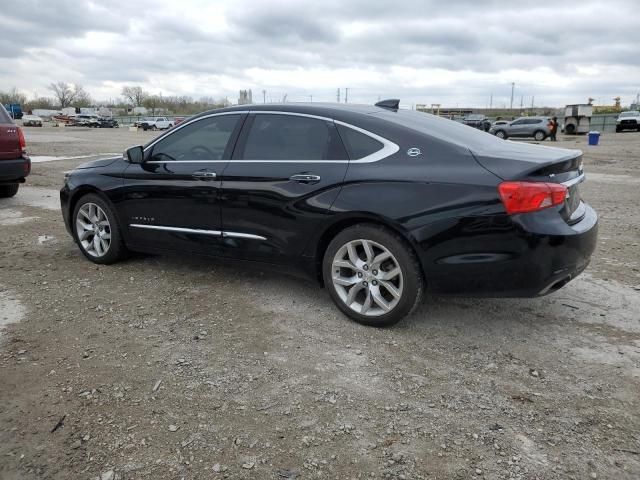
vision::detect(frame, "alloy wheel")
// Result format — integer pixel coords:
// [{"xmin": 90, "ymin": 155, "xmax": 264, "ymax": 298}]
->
[
  {"xmin": 76, "ymin": 202, "xmax": 112, "ymax": 257},
  {"xmin": 331, "ymin": 239, "xmax": 403, "ymax": 316}
]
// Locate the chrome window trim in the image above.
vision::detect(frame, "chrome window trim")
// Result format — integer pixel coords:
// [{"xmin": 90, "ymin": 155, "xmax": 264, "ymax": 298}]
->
[
  {"xmin": 334, "ymin": 120, "xmax": 400, "ymax": 163},
  {"xmin": 129, "ymin": 224, "xmax": 266, "ymax": 240},
  {"xmin": 143, "ymin": 109, "xmax": 399, "ymax": 164},
  {"xmin": 143, "ymin": 111, "xmax": 249, "ymax": 152}
]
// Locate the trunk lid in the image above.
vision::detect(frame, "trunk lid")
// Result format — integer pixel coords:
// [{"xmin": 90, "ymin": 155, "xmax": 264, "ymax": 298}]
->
[
  {"xmin": 471, "ymin": 142, "xmax": 585, "ymax": 224},
  {"xmin": 0, "ymin": 104, "xmax": 20, "ymax": 160},
  {"xmin": 0, "ymin": 124, "xmax": 21, "ymax": 160}
]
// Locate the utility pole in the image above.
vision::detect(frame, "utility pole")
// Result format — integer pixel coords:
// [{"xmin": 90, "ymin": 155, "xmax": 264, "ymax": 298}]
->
[
  {"xmin": 262, "ymin": 90, "xmax": 266, "ymax": 103},
  {"xmin": 309, "ymin": 94, "xmax": 313, "ymax": 102},
  {"xmin": 531, "ymin": 96, "xmax": 534, "ymax": 110},
  {"xmin": 489, "ymin": 93, "xmax": 493, "ymax": 111},
  {"xmin": 337, "ymin": 88, "xmax": 340, "ymax": 103},
  {"xmin": 510, "ymin": 82, "xmax": 515, "ymax": 110},
  {"xmin": 345, "ymin": 88, "xmax": 349, "ymax": 103}
]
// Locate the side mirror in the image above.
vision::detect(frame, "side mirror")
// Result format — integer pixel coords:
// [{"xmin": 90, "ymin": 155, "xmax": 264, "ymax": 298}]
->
[{"xmin": 124, "ymin": 145, "xmax": 144, "ymax": 164}]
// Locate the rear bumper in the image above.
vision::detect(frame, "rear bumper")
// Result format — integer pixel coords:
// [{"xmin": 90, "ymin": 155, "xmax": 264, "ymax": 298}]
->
[
  {"xmin": 0, "ymin": 157, "xmax": 31, "ymax": 184},
  {"xmin": 418, "ymin": 203, "xmax": 598, "ymax": 297}
]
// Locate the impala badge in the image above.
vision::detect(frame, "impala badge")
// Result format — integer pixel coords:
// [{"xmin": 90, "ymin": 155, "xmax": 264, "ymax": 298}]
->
[{"xmin": 407, "ymin": 147, "xmax": 422, "ymax": 157}]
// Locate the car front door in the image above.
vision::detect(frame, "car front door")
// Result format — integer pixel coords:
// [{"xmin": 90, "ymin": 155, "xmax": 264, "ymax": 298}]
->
[
  {"xmin": 120, "ymin": 112, "xmax": 245, "ymax": 255},
  {"xmin": 218, "ymin": 112, "xmax": 350, "ymax": 264},
  {"xmin": 508, "ymin": 119, "xmax": 527, "ymax": 137}
]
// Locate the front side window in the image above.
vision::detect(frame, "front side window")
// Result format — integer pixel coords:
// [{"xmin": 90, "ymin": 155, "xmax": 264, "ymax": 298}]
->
[
  {"xmin": 240, "ymin": 114, "xmax": 345, "ymax": 160},
  {"xmin": 511, "ymin": 119, "xmax": 526, "ymax": 125},
  {"xmin": 149, "ymin": 114, "xmax": 240, "ymax": 161},
  {"xmin": 336, "ymin": 124, "xmax": 384, "ymax": 160}
]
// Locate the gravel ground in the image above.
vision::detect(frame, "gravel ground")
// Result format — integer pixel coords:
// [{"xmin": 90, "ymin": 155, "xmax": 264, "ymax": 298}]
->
[{"xmin": 1, "ymin": 126, "xmax": 639, "ymax": 480}]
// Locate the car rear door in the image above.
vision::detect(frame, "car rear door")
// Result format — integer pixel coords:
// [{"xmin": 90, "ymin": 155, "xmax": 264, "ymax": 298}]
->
[
  {"xmin": 120, "ymin": 113, "xmax": 245, "ymax": 255},
  {"xmin": 218, "ymin": 112, "xmax": 349, "ymax": 264}
]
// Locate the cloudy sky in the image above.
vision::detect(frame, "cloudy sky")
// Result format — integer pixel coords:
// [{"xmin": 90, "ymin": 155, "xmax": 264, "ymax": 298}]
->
[{"xmin": 1, "ymin": 0, "xmax": 639, "ymax": 108}]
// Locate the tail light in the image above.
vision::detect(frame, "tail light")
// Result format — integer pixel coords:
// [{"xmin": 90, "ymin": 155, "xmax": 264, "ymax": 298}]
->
[
  {"xmin": 17, "ymin": 127, "xmax": 26, "ymax": 152},
  {"xmin": 498, "ymin": 181, "xmax": 567, "ymax": 214}
]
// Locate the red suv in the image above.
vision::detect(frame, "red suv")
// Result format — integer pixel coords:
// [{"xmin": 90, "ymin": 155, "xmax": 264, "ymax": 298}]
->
[{"xmin": 0, "ymin": 104, "xmax": 30, "ymax": 197}]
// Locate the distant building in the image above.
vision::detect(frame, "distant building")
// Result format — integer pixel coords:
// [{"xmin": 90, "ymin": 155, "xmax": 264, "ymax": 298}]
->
[{"xmin": 238, "ymin": 89, "xmax": 253, "ymax": 105}]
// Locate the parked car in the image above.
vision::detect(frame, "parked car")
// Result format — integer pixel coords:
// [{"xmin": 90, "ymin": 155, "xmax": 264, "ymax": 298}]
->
[
  {"xmin": 135, "ymin": 116, "xmax": 173, "ymax": 131},
  {"xmin": 22, "ymin": 114, "xmax": 43, "ymax": 127},
  {"xmin": 72, "ymin": 115, "xmax": 100, "ymax": 128},
  {"xmin": 96, "ymin": 117, "xmax": 119, "ymax": 128},
  {"xmin": 615, "ymin": 111, "xmax": 640, "ymax": 132},
  {"xmin": 60, "ymin": 102, "xmax": 597, "ymax": 327},
  {"xmin": 0, "ymin": 104, "xmax": 30, "ymax": 198},
  {"xmin": 462, "ymin": 114, "xmax": 491, "ymax": 132},
  {"xmin": 489, "ymin": 116, "xmax": 551, "ymax": 141}
]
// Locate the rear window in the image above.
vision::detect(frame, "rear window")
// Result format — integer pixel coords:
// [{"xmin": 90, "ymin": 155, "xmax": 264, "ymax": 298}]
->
[
  {"xmin": 0, "ymin": 104, "xmax": 13, "ymax": 123},
  {"xmin": 336, "ymin": 124, "xmax": 384, "ymax": 160},
  {"xmin": 241, "ymin": 114, "xmax": 346, "ymax": 160}
]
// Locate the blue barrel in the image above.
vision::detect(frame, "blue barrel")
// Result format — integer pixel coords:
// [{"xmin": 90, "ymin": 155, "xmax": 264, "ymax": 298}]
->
[{"xmin": 588, "ymin": 131, "xmax": 600, "ymax": 146}]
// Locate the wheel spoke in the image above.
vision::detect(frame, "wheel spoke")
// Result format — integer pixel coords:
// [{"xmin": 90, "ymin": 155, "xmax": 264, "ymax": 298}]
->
[
  {"xmin": 93, "ymin": 235, "xmax": 102, "ymax": 255},
  {"xmin": 372, "ymin": 251, "xmax": 391, "ymax": 267},
  {"xmin": 99, "ymin": 237, "xmax": 108, "ymax": 253},
  {"xmin": 346, "ymin": 283, "xmax": 364, "ymax": 305},
  {"xmin": 333, "ymin": 275, "xmax": 359, "ymax": 287},
  {"xmin": 360, "ymin": 290, "xmax": 372, "ymax": 314},
  {"xmin": 334, "ymin": 259, "xmax": 356, "ymax": 270},
  {"xmin": 346, "ymin": 243, "xmax": 360, "ymax": 267},
  {"xmin": 78, "ymin": 228, "xmax": 92, "ymax": 241},
  {"xmin": 371, "ymin": 289, "xmax": 391, "ymax": 312},
  {"xmin": 100, "ymin": 231, "xmax": 111, "ymax": 240},
  {"xmin": 379, "ymin": 280, "xmax": 401, "ymax": 299},
  {"xmin": 380, "ymin": 267, "xmax": 400, "ymax": 281},
  {"xmin": 79, "ymin": 209, "xmax": 91, "ymax": 221},
  {"xmin": 361, "ymin": 240, "xmax": 374, "ymax": 264}
]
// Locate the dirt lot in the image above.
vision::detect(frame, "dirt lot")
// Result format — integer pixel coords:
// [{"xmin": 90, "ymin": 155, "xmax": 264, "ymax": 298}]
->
[{"xmin": 1, "ymin": 126, "xmax": 639, "ymax": 480}]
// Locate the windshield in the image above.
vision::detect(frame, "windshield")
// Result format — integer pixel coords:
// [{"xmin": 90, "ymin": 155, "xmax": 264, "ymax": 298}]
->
[
  {"xmin": 466, "ymin": 114, "xmax": 483, "ymax": 120},
  {"xmin": 619, "ymin": 112, "xmax": 638, "ymax": 118}
]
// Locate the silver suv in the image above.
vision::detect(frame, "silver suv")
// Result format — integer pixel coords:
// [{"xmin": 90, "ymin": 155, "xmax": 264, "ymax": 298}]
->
[{"xmin": 489, "ymin": 116, "xmax": 551, "ymax": 141}]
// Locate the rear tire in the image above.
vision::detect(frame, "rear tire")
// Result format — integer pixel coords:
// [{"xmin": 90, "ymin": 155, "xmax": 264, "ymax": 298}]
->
[
  {"xmin": 72, "ymin": 194, "xmax": 128, "ymax": 264},
  {"xmin": 322, "ymin": 224, "xmax": 424, "ymax": 327},
  {"xmin": 533, "ymin": 130, "xmax": 546, "ymax": 141},
  {"xmin": 0, "ymin": 184, "xmax": 19, "ymax": 198}
]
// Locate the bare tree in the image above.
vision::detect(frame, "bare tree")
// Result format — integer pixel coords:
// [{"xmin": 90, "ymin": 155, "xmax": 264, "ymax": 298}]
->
[
  {"xmin": 73, "ymin": 85, "xmax": 92, "ymax": 108},
  {"xmin": 0, "ymin": 87, "xmax": 27, "ymax": 105},
  {"xmin": 48, "ymin": 82, "xmax": 93, "ymax": 108},
  {"xmin": 121, "ymin": 86, "xmax": 148, "ymax": 107},
  {"xmin": 142, "ymin": 95, "xmax": 162, "ymax": 115},
  {"xmin": 48, "ymin": 82, "xmax": 76, "ymax": 108}
]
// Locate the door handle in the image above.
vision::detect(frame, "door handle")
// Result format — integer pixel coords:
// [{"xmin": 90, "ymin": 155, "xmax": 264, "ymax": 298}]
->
[
  {"xmin": 192, "ymin": 171, "xmax": 217, "ymax": 180},
  {"xmin": 290, "ymin": 174, "xmax": 321, "ymax": 183}
]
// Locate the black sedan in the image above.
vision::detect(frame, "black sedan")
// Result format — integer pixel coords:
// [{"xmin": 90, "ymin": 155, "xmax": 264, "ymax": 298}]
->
[{"xmin": 60, "ymin": 101, "xmax": 597, "ymax": 326}]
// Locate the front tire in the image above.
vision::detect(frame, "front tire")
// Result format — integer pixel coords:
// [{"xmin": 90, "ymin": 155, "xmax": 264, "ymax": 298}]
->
[
  {"xmin": 72, "ymin": 194, "xmax": 128, "ymax": 264},
  {"xmin": 322, "ymin": 224, "xmax": 424, "ymax": 327},
  {"xmin": 495, "ymin": 130, "xmax": 507, "ymax": 139},
  {"xmin": 0, "ymin": 184, "xmax": 19, "ymax": 198}
]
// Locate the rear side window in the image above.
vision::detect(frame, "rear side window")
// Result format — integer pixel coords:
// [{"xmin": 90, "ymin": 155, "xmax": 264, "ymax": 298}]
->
[
  {"xmin": 239, "ymin": 114, "xmax": 346, "ymax": 160},
  {"xmin": 149, "ymin": 114, "xmax": 240, "ymax": 161},
  {"xmin": 0, "ymin": 104, "xmax": 13, "ymax": 123},
  {"xmin": 336, "ymin": 124, "xmax": 384, "ymax": 160}
]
